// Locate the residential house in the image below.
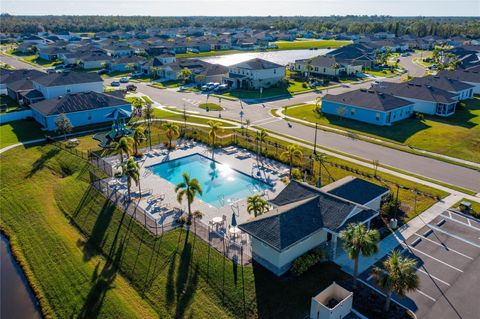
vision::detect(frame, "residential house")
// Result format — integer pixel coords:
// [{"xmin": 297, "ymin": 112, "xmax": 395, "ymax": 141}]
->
[
  {"xmin": 32, "ymin": 71, "xmax": 103, "ymax": 100},
  {"xmin": 437, "ymin": 66, "xmax": 480, "ymax": 94},
  {"xmin": 30, "ymin": 91, "xmax": 132, "ymax": 131},
  {"xmin": 224, "ymin": 58, "xmax": 285, "ymax": 89},
  {"xmin": 141, "ymin": 53, "xmax": 177, "ymax": 75},
  {"xmin": 322, "ymin": 89, "xmax": 415, "ymax": 126},
  {"xmin": 38, "ymin": 46, "xmax": 69, "ymax": 61},
  {"xmin": 239, "ymin": 178, "xmax": 388, "ymax": 276},
  {"xmin": 375, "ymin": 82, "xmax": 459, "ymax": 116},
  {"xmin": 409, "ymin": 76, "xmax": 474, "ymax": 100},
  {"xmin": 108, "ymin": 55, "xmax": 146, "ymax": 72},
  {"xmin": 149, "ymin": 58, "xmax": 228, "ymax": 83},
  {"xmin": 0, "ymin": 69, "xmax": 45, "ymax": 95},
  {"xmin": 327, "ymin": 44, "xmax": 375, "ymax": 69},
  {"xmin": 294, "ymin": 55, "xmax": 362, "ymax": 77},
  {"xmin": 103, "ymin": 44, "xmax": 135, "ymax": 57},
  {"xmin": 78, "ymin": 53, "xmax": 112, "ymax": 69}
]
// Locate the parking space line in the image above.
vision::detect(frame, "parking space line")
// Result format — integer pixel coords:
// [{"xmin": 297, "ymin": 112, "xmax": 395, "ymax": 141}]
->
[
  {"xmin": 416, "ymin": 268, "xmax": 451, "ymax": 287},
  {"xmin": 429, "ymin": 225, "xmax": 480, "ymax": 249},
  {"xmin": 402, "ymin": 244, "xmax": 464, "ymax": 273},
  {"xmin": 415, "ymin": 289, "xmax": 436, "ymax": 302},
  {"xmin": 441, "ymin": 212, "xmax": 480, "ymax": 232},
  {"xmin": 414, "ymin": 234, "xmax": 474, "ymax": 260}
]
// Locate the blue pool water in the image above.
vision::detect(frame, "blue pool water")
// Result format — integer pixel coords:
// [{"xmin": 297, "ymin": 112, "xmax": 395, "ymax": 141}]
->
[{"xmin": 148, "ymin": 154, "xmax": 271, "ymax": 208}]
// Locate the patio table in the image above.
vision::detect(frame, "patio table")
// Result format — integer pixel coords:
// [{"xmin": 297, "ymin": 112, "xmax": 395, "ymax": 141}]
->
[
  {"xmin": 212, "ymin": 216, "xmax": 223, "ymax": 230},
  {"xmin": 229, "ymin": 226, "xmax": 241, "ymax": 240}
]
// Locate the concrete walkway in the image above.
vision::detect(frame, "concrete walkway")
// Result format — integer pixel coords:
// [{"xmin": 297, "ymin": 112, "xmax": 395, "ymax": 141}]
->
[{"xmin": 334, "ymin": 193, "xmax": 462, "ymax": 275}]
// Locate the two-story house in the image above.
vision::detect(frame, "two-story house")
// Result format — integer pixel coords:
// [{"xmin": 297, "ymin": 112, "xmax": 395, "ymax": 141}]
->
[{"xmin": 224, "ymin": 58, "xmax": 285, "ymax": 90}]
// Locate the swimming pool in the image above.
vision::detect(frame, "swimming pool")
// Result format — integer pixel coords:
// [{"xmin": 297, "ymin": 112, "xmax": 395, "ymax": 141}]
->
[{"xmin": 147, "ymin": 154, "xmax": 271, "ymax": 208}]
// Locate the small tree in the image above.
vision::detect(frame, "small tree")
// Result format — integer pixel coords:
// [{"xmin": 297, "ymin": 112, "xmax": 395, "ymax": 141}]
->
[
  {"xmin": 207, "ymin": 120, "xmax": 222, "ymax": 158},
  {"xmin": 175, "ymin": 172, "xmax": 203, "ymax": 245},
  {"xmin": 132, "ymin": 126, "xmax": 145, "ymax": 156},
  {"xmin": 55, "ymin": 113, "xmax": 73, "ymax": 140},
  {"xmin": 257, "ymin": 129, "xmax": 268, "ymax": 159},
  {"xmin": 372, "ymin": 250, "xmax": 419, "ymax": 311},
  {"xmin": 372, "ymin": 159, "xmax": 380, "ymax": 177},
  {"xmin": 247, "ymin": 194, "xmax": 269, "ymax": 217},
  {"xmin": 144, "ymin": 102, "xmax": 155, "ymax": 150},
  {"xmin": 112, "ymin": 136, "xmax": 133, "ymax": 163},
  {"xmin": 162, "ymin": 122, "xmax": 180, "ymax": 149},
  {"xmin": 340, "ymin": 223, "xmax": 380, "ymax": 288},
  {"xmin": 122, "ymin": 157, "xmax": 140, "ymax": 201},
  {"xmin": 280, "ymin": 144, "xmax": 303, "ymax": 178},
  {"xmin": 178, "ymin": 67, "xmax": 193, "ymax": 84}
]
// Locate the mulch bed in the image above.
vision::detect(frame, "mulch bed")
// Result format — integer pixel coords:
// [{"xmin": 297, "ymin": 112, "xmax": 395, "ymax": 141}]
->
[{"xmin": 338, "ymin": 279, "xmax": 414, "ymax": 319}]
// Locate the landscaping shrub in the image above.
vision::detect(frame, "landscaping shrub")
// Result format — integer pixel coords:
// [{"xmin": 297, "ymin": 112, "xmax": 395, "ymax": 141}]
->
[
  {"xmin": 302, "ymin": 82, "xmax": 308, "ymax": 88},
  {"xmin": 291, "ymin": 168, "xmax": 302, "ymax": 180},
  {"xmin": 290, "ymin": 248, "xmax": 325, "ymax": 276}
]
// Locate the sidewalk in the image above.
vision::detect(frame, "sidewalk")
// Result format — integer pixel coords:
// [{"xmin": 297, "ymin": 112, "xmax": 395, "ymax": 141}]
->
[{"xmin": 334, "ymin": 193, "xmax": 462, "ymax": 275}]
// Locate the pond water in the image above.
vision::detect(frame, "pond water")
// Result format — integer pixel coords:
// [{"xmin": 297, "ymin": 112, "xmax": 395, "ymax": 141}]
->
[
  {"xmin": 1, "ymin": 234, "xmax": 42, "ymax": 319},
  {"xmin": 199, "ymin": 48, "xmax": 333, "ymax": 66}
]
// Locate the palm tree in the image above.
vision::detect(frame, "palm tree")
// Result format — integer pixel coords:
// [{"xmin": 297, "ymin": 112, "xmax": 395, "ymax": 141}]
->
[
  {"xmin": 247, "ymin": 195, "xmax": 269, "ymax": 217},
  {"xmin": 113, "ymin": 136, "xmax": 133, "ymax": 163},
  {"xmin": 257, "ymin": 129, "xmax": 268, "ymax": 160},
  {"xmin": 340, "ymin": 223, "xmax": 380, "ymax": 288},
  {"xmin": 192, "ymin": 210, "xmax": 203, "ymax": 234},
  {"xmin": 162, "ymin": 122, "xmax": 180, "ymax": 149},
  {"xmin": 175, "ymin": 172, "xmax": 203, "ymax": 244},
  {"xmin": 122, "ymin": 157, "xmax": 140, "ymax": 201},
  {"xmin": 207, "ymin": 120, "xmax": 222, "ymax": 158},
  {"xmin": 280, "ymin": 144, "xmax": 303, "ymax": 178},
  {"xmin": 132, "ymin": 126, "xmax": 145, "ymax": 156},
  {"xmin": 372, "ymin": 250, "xmax": 419, "ymax": 311},
  {"xmin": 144, "ymin": 102, "xmax": 154, "ymax": 150},
  {"xmin": 314, "ymin": 152, "xmax": 327, "ymax": 187},
  {"xmin": 178, "ymin": 67, "xmax": 193, "ymax": 84}
]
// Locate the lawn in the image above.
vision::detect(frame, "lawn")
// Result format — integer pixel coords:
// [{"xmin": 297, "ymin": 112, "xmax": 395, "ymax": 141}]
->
[
  {"xmin": 23, "ymin": 56, "xmax": 62, "ymax": 68},
  {"xmin": 0, "ymin": 144, "xmax": 350, "ymax": 318},
  {"xmin": 101, "ymin": 71, "xmax": 132, "ymax": 79},
  {"xmin": 285, "ymin": 97, "xmax": 480, "ymax": 163},
  {"xmin": 273, "ymin": 39, "xmax": 351, "ymax": 50},
  {"xmin": 199, "ymin": 103, "xmax": 223, "ymax": 111},
  {"xmin": 0, "ymin": 94, "xmax": 23, "ymax": 113},
  {"xmin": 152, "ymin": 108, "xmax": 235, "ymax": 127},
  {"xmin": 452, "ymin": 198, "xmax": 480, "ymax": 218},
  {"xmin": 0, "ymin": 120, "xmax": 45, "ymax": 148}
]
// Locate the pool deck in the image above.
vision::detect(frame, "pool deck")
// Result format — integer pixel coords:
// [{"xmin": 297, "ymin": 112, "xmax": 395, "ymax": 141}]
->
[{"xmin": 104, "ymin": 141, "xmax": 288, "ymax": 231}]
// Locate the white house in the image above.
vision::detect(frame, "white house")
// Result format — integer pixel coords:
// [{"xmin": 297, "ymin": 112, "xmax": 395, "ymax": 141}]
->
[
  {"xmin": 376, "ymin": 82, "xmax": 459, "ymax": 116},
  {"xmin": 437, "ymin": 66, "xmax": 480, "ymax": 94},
  {"xmin": 410, "ymin": 76, "xmax": 474, "ymax": 100},
  {"xmin": 239, "ymin": 178, "xmax": 388, "ymax": 276},
  {"xmin": 29, "ymin": 91, "xmax": 132, "ymax": 131},
  {"xmin": 32, "ymin": 72, "xmax": 103, "ymax": 100},
  {"xmin": 224, "ymin": 58, "xmax": 285, "ymax": 90}
]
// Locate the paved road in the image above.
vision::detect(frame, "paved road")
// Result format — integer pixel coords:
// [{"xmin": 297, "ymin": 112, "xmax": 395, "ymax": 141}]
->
[
  {"xmin": 398, "ymin": 51, "xmax": 426, "ymax": 78},
  {"xmin": 0, "ymin": 54, "xmax": 45, "ymax": 71}
]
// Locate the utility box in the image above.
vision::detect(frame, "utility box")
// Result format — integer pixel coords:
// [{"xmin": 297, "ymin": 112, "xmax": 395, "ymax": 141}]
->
[{"xmin": 310, "ymin": 282, "xmax": 353, "ymax": 319}]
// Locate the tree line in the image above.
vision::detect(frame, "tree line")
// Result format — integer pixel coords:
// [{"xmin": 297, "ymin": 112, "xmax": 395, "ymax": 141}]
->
[{"xmin": 1, "ymin": 14, "xmax": 479, "ymax": 38}]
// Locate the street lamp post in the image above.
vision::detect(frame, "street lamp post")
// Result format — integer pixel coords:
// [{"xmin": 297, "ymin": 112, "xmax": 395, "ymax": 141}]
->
[{"xmin": 313, "ymin": 123, "xmax": 318, "ymax": 154}]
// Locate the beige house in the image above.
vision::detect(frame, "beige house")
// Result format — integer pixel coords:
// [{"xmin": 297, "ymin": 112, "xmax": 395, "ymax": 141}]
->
[
  {"xmin": 239, "ymin": 177, "xmax": 389, "ymax": 276},
  {"xmin": 294, "ymin": 55, "xmax": 363, "ymax": 77},
  {"xmin": 224, "ymin": 58, "xmax": 285, "ymax": 90}
]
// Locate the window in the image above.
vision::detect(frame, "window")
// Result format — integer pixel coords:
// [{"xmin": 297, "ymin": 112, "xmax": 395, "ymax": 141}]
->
[
  {"xmin": 315, "ymin": 67, "xmax": 318, "ymax": 71},
  {"xmin": 375, "ymin": 113, "xmax": 380, "ymax": 120},
  {"xmin": 67, "ymin": 89, "xmax": 71, "ymax": 93},
  {"xmin": 274, "ymin": 69, "xmax": 276, "ymax": 74},
  {"xmin": 323, "ymin": 68, "xmax": 326, "ymax": 72},
  {"xmin": 350, "ymin": 108, "xmax": 355, "ymax": 115}
]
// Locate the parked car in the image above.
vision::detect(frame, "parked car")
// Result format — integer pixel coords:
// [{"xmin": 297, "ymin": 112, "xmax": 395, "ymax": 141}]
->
[
  {"xmin": 46, "ymin": 68, "xmax": 56, "ymax": 74},
  {"xmin": 126, "ymin": 84, "xmax": 137, "ymax": 91},
  {"xmin": 214, "ymin": 84, "xmax": 229, "ymax": 92},
  {"xmin": 131, "ymin": 71, "xmax": 143, "ymax": 77},
  {"xmin": 110, "ymin": 81, "xmax": 120, "ymax": 87},
  {"xmin": 119, "ymin": 77, "xmax": 130, "ymax": 83}
]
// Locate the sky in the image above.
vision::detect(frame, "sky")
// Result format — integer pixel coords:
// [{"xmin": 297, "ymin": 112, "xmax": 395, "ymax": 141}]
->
[{"xmin": 1, "ymin": 0, "xmax": 479, "ymax": 17}]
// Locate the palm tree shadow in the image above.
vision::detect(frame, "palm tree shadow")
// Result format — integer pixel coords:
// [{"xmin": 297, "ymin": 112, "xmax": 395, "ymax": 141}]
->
[
  {"xmin": 25, "ymin": 148, "xmax": 60, "ymax": 178},
  {"xmin": 77, "ymin": 241, "xmax": 124, "ymax": 319}
]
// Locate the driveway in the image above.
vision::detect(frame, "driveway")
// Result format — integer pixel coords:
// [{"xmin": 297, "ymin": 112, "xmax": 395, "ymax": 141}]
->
[{"xmin": 359, "ymin": 210, "xmax": 480, "ymax": 319}]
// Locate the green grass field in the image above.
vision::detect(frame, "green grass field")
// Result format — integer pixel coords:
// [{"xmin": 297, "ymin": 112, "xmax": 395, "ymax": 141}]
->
[
  {"xmin": 285, "ymin": 96, "xmax": 480, "ymax": 163},
  {"xmin": 221, "ymin": 87, "xmax": 292, "ymax": 100},
  {"xmin": 199, "ymin": 103, "xmax": 223, "ymax": 111},
  {"xmin": 0, "ymin": 145, "xmax": 350, "ymax": 318},
  {"xmin": 273, "ymin": 40, "xmax": 351, "ymax": 50},
  {"xmin": 0, "ymin": 120, "xmax": 45, "ymax": 148}
]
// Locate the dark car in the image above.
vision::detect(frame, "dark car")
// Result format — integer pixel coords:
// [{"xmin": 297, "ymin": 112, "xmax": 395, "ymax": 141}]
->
[
  {"xmin": 110, "ymin": 81, "xmax": 120, "ymax": 87},
  {"xmin": 126, "ymin": 84, "xmax": 137, "ymax": 91},
  {"xmin": 97, "ymin": 69, "xmax": 108, "ymax": 75}
]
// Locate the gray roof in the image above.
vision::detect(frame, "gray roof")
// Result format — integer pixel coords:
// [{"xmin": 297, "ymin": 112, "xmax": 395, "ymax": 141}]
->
[
  {"xmin": 325, "ymin": 177, "xmax": 389, "ymax": 205},
  {"xmin": 323, "ymin": 89, "xmax": 413, "ymax": 112},
  {"xmin": 410, "ymin": 76, "xmax": 474, "ymax": 92},
  {"xmin": 376, "ymin": 82, "xmax": 457, "ymax": 104},
  {"xmin": 33, "ymin": 71, "xmax": 102, "ymax": 87},
  {"xmin": 7, "ymin": 79, "xmax": 34, "ymax": 92},
  {"xmin": 437, "ymin": 67, "xmax": 480, "ymax": 84},
  {"xmin": 296, "ymin": 55, "xmax": 341, "ymax": 68},
  {"xmin": 30, "ymin": 91, "xmax": 129, "ymax": 116},
  {"xmin": 0, "ymin": 69, "xmax": 45, "ymax": 85},
  {"xmin": 230, "ymin": 58, "xmax": 283, "ymax": 70},
  {"xmin": 239, "ymin": 181, "xmax": 363, "ymax": 251}
]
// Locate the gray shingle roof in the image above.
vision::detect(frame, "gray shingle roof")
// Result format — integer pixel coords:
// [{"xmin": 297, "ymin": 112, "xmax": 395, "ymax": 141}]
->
[
  {"xmin": 32, "ymin": 71, "xmax": 102, "ymax": 87},
  {"xmin": 0, "ymin": 69, "xmax": 45, "ymax": 85},
  {"xmin": 231, "ymin": 58, "xmax": 283, "ymax": 70},
  {"xmin": 325, "ymin": 177, "xmax": 389, "ymax": 205},
  {"xmin": 239, "ymin": 181, "xmax": 363, "ymax": 251},
  {"xmin": 410, "ymin": 76, "xmax": 474, "ymax": 92},
  {"xmin": 30, "ymin": 91, "xmax": 128, "ymax": 116},
  {"xmin": 323, "ymin": 89, "xmax": 413, "ymax": 112},
  {"xmin": 437, "ymin": 67, "xmax": 480, "ymax": 84},
  {"xmin": 376, "ymin": 82, "xmax": 457, "ymax": 104}
]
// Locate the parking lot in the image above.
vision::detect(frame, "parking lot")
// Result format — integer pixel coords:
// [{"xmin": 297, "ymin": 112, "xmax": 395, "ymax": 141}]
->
[{"xmin": 360, "ymin": 209, "xmax": 480, "ymax": 319}]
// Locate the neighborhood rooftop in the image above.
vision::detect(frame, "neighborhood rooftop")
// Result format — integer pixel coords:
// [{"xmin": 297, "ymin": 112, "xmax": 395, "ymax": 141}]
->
[
  {"xmin": 32, "ymin": 71, "xmax": 103, "ymax": 87},
  {"xmin": 323, "ymin": 89, "xmax": 413, "ymax": 112}
]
